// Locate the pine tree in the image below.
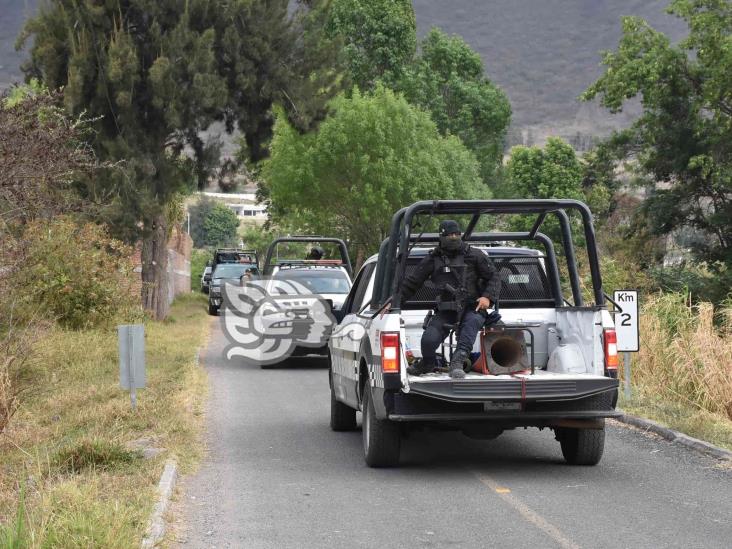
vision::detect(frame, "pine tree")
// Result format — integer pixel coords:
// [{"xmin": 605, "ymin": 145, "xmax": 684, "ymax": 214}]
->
[{"xmin": 19, "ymin": 0, "xmax": 341, "ymax": 318}]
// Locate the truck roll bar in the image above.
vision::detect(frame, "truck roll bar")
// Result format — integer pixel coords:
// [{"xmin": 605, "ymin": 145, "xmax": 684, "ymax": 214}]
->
[
  {"xmin": 373, "ymin": 200, "xmax": 603, "ymax": 309},
  {"xmin": 263, "ymin": 236, "xmax": 353, "ymax": 276}
]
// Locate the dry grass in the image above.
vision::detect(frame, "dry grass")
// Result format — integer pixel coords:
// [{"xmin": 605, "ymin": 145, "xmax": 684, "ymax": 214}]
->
[
  {"xmin": 0, "ymin": 293, "xmax": 210, "ymax": 547},
  {"xmin": 621, "ymin": 293, "xmax": 732, "ymax": 450},
  {"xmin": 0, "ymin": 315, "xmax": 48, "ymax": 437}
]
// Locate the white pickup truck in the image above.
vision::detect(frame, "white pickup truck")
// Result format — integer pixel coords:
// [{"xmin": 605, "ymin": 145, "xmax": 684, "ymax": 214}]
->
[
  {"xmin": 260, "ymin": 237, "xmax": 353, "ymax": 362},
  {"xmin": 328, "ymin": 200, "xmax": 621, "ymax": 467}
]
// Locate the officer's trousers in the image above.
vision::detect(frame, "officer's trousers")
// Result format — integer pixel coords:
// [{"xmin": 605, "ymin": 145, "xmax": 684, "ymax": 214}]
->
[{"xmin": 420, "ymin": 309, "xmax": 486, "ymax": 365}]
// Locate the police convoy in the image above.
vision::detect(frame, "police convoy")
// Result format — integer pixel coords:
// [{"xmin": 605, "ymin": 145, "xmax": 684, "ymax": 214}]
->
[{"xmin": 231, "ymin": 201, "xmax": 621, "ymax": 468}]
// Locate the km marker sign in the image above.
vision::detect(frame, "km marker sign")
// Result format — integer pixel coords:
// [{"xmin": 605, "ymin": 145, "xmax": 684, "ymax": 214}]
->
[
  {"xmin": 613, "ymin": 290, "xmax": 639, "ymax": 353},
  {"xmin": 613, "ymin": 290, "xmax": 639, "ymax": 400}
]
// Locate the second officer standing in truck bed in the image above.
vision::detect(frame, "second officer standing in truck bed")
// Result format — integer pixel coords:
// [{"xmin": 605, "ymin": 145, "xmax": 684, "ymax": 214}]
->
[{"xmin": 400, "ymin": 220, "xmax": 501, "ymax": 379}]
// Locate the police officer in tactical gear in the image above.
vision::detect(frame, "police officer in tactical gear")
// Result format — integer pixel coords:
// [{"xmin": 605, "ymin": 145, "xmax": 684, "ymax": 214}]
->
[
  {"xmin": 307, "ymin": 246, "xmax": 325, "ymax": 260},
  {"xmin": 400, "ymin": 220, "xmax": 500, "ymax": 379}
]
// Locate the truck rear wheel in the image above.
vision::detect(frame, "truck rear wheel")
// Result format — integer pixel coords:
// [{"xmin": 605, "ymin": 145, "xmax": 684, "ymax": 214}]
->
[
  {"xmin": 557, "ymin": 426, "xmax": 605, "ymax": 465},
  {"xmin": 362, "ymin": 388, "xmax": 400, "ymax": 467},
  {"xmin": 207, "ymin": 302, "xmax": 218, "ymax": 316}
]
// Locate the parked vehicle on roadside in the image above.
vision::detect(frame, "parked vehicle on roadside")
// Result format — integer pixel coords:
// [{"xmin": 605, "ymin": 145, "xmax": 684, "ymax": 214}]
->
[
  {"xmin": 208, "ymin": 263, "xmax": 260, "ymax": 315},
  {"xmin": 213, "ymin": 248, "xmax": 258, "ymax": 268},
  {"xmin": 201, "ymin": 264, "xmax": 213, "ymax": 293},
  {"xmin": 328, "ymin": 199, "xmax": 621, "ymax": 467}
]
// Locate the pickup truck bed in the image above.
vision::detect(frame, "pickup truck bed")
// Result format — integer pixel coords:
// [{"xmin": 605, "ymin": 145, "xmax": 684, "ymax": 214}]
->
[{"xmin": 329, "ymin": 199, "xmax": 621, "ymax": 467}]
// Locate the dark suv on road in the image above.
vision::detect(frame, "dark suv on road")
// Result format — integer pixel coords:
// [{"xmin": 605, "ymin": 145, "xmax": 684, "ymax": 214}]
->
[{"xmin": 208, "ymin": 263, "xmax": 260, "ymax": 315}]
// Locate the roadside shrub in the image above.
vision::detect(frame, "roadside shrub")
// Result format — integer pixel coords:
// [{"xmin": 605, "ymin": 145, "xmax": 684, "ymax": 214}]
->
[
  {"xmin": 15, "ymin": 217, "xmax": 140, "ymax": 329},
  {"xmin": 191, "ymin": 248, "xmax": 212, "ymax": 289},
  {"xmin": 648, "ymin": 263, "xmax": 732, "ymax": 306},
  {"xmin": 634, "ymin": 293, "xmax": 732, "ymax": 420}
]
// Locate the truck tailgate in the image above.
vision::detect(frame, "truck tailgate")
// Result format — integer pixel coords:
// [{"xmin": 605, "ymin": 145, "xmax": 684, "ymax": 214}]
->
[{"xmin": 405, "ymin": 371, "xmax": 618, "ymax": 403}]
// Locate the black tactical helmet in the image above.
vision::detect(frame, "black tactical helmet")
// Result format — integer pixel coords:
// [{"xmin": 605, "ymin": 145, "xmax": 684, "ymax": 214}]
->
[
  {"xmin": 307, "ymin": 246, "xmax": 325, "ymax": 260},
  {"xmin": 439, "ymin": 220, "xmax": 461, "ymax": 236}
]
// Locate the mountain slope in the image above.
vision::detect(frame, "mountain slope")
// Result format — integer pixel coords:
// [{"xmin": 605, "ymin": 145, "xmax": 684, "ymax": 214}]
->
[
  {"xmin": 413, "ymin": 0, "xmax": 687, "ymax": 145},
  {"xmin": 2, "ymin": 1, "xmax": 688, "ymax": 145}
]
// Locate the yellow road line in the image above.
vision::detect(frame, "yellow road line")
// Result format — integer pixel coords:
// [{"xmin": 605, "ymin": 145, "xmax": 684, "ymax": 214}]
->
[{"xmin": 471, "ymin": 470, "xmax": 581, "ymax": 549}]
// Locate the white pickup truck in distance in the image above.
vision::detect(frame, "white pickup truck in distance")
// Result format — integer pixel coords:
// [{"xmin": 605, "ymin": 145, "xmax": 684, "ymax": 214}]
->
[
  {"xmin": 259, "ymin": 236, "xmax": 354, "ymax": 363},
  {"xmin": 328, "ymin": 199, "xmax": 621, "ymax": 467}
]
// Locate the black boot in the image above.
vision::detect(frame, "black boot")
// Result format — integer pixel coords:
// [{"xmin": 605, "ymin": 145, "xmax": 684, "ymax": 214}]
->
[
  {"xmin": 449, "ymin": 349, "xmax": 469, "ymax": 379},
  {"xmin": 407, "ymin": 357, "xmax": 436, "ymax": 376}
]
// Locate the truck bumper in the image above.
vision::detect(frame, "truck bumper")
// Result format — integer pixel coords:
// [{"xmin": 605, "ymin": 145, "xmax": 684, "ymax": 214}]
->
[{"xmin": 381, "ymin": 376, "xmax": 619, "ymax": 425}]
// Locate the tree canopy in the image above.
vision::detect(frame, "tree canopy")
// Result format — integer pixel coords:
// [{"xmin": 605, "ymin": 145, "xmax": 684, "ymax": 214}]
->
[
  {"xmin": 202, "ymin": 203, "xmax": 240, "ymax": 248},
  {"xmin": 582, "ymin": 0, "xmax": 732, "ymax": 273},
  {"xmin": 326, "ymin": 0, "xmax": 416, "ymax": 90},
  {"xmin": 506, "ymin": 138, "xmax": 584, "ymax": 201},
  {"xmin": 325, "ymin": 3, "xmax": 511, "ymax": 182},
  {"xmin": 397, "ymin": 29, "xmax": 512, "ymax": 181},
  {"xmin": 264, "ymin": 86, "xmax": 484, "ymax": 262}
]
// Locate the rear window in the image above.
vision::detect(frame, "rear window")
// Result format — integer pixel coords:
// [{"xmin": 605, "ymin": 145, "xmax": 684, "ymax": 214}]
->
[
  {"xmin": 213, "ymin": 264, "xmax": 259, "ymax": 279},
  {"xmin": 401, "ymin": 252, "xmax": 555, "ymax": 309},
  {"xmin": 272, "ymin": 269, "xmax": 351, "ymax": 294},
  {"xmin": 493, "ymin": 256, "xmax": 553, "ymax": 306}
]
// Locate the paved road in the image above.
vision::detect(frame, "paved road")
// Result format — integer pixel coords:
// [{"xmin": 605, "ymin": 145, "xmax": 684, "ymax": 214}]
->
[{"xmin": 176, "ymin": 321, "xmax": 732, "ymax": 549}]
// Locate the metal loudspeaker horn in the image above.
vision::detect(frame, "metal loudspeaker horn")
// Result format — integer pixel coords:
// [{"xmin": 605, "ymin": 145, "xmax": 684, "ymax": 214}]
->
[{"xmin": 482, "ymin": 330, "xmax": 529, "ymax": 375}]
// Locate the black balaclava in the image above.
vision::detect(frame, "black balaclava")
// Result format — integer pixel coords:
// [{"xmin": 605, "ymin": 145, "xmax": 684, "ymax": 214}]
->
[{"xmin": 438, "ymin": 220, "xmax": 462, "ymax": 255}]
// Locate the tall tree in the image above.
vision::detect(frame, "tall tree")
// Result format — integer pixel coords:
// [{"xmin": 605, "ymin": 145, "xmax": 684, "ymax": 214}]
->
[
  {"xmin": 264, "ymin": 86, "xmax": 483, "ymax": 264},
  {"xmin": 210, "ymin": 0, "xmax": 343, "ymax": 161},
  {"xmin": 502, "ymin": 137, "xmax": 585, "ymax": 244},
  {"xmin": 202, "ymin": 203, "xmax": 240, "ymax": 248},
  {"xmin": 326, "ymin": 0, "xmax": 416, "ymax": 90},
  {"xmin": 19, "ymin": 0, "xmax": 341, "ymax": 318},
  {"xmin": 397, "ymin": 29, "xmax": 512, "ymax": 181},
  {"xmin": 19, "ymin": 0, "xmax": 227, "ymax": 318},
  {"xmin": 506, "ymin": 138, "xmax": 584, "ymax": 201},
  {"xmin": 301, "ymin": 4, "xmax": 512, "ymax": 184},
  {"xmin": 582, "ymin": 0, "xmax": 732, "ymax": 277}
]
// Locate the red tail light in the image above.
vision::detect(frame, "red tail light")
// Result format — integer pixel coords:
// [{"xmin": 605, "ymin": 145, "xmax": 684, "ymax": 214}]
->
[
  {"xmin": 604, "ymin": 329, "xmax": 619, "ymax": 372},
  {"xmin": 380, "ymin": 332, "xmax": 400, "ymax": 373}
]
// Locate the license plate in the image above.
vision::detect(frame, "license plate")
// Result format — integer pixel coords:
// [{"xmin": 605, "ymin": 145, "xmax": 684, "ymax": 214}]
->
[{"xmin": 483, "ymin": 401, "xmax": 521, "ymax": 412}]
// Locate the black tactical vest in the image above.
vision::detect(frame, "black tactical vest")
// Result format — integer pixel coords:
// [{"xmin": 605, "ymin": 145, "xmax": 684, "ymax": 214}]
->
[{"xmin": 430, "ymin": 246, "xmax": 482, "ymax": 307}]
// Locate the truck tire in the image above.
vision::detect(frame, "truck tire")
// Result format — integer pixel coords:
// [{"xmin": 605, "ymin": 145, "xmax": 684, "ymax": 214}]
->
[
  {"xmin": 207, "ymin": 302, "xmax": 218, "ymax": 316},
  {"xmin": 557, "ymin": 426, "xmax": 605, "ymax": 465},
  {"xmin": 362, "ymin": 388, "xmax": 400, "ymax": 467}
]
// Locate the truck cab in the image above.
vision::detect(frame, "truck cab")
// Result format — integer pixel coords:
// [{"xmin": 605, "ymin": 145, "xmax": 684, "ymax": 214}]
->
[{"xmin": 328, "ymin": 199, "xmax": 620, "ymax": 467}]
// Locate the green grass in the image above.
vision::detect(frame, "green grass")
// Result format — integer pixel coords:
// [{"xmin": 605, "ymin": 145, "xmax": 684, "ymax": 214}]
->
[
  {"xmin": 53, "ymin": 440, "xmax": 142, "ymax": 474},
  {"xmin": 0, "ymin": 293, "xmax": 211, "ymax": 547},
  {"xmin": 621, "ymin": 394, "xmax": 732, "ymax": 452}
]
